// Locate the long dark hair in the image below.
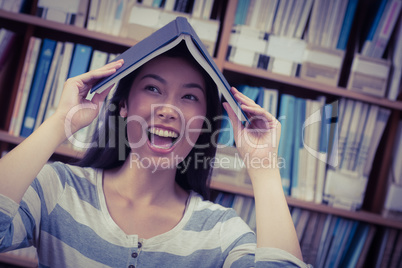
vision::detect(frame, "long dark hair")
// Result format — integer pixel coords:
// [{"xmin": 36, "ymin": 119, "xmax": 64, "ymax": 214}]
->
[{"xmin": 75, "ymin": 42, "xmax": 222, "ymax": 199}]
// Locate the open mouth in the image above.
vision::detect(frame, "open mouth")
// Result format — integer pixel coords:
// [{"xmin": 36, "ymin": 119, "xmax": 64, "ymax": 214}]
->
[{"xmin": 147, "ymin": 127, "xmax": 179, "ymax": 149}]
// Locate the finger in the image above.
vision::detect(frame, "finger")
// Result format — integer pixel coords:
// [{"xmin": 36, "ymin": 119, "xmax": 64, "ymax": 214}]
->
[
  {"xmin": 76, "ymin": 59, "xmax": 124, "ymax": 85},
  {"xmin": 231, "ymin": 87, "xmax": 259, "ymax": 107},
  {"xmin": 223, "ymin": 102, "xmax": 244, "ymax": 138},
  {"xmin": 241, "ymin": 105, "xmax": 277, "ymax": 122}
]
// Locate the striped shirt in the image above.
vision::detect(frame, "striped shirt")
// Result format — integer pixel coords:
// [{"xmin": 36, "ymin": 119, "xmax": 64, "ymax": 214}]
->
[{"xmin": 0, "ymin": 162, "xmax": 309, "ymax": 267}]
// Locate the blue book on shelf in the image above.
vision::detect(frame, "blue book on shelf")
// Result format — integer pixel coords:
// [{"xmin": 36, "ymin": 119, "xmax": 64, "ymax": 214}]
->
[
  {"xmin": 20, "ymin": 38, "xmax": 57, "ymax": 137},
  {"xmin": 90, "ymin": 16, "xmax": 248, "ymax": 123},
  {"xmin": 234, "ymin": 0, "xmax": 250, "ymax": 25},
  {"xmin": 340, "ymin": 223, "xmax": 371, "ymax": 267},
  {"xmin": 336, "ymin": 0, "xmax": 359, "ymax": 50},
  {"xmin": 291, "ymin": 98, "xmax": 305, "ymax": 196},
  {"xmin": 278, "ymin": 94, "xmax": 296, "ymax": 195},
  {"xmin": 68, "ymin": 44, "xmax": 93, "ymax": 78}
]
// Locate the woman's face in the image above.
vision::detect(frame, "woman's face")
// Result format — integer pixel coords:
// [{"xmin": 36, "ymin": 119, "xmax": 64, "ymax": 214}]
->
[{"xmin": 120, "ymin": 56, "xmax": 207, "ymax": 169}]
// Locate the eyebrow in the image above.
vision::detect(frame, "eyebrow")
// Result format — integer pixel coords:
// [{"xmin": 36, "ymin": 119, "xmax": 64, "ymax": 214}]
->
[{"xmin": 140, "ymin": 74, "xmax": 205, "ymax": 94}]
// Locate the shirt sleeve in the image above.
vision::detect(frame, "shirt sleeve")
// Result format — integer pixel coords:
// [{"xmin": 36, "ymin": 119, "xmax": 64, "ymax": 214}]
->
[
  {"xmin": 0, "ymin": 163, "xmax": 65, "ymax": 252},
  {"xmin": 220, "ymin": 209, "xmax": 312, "ymax": 268}
]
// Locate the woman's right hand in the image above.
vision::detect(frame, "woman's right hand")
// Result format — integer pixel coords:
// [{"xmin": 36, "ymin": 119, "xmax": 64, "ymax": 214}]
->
[{"xmin": 53, "ymin": 59, "xmax": 124, "ymax": 135}]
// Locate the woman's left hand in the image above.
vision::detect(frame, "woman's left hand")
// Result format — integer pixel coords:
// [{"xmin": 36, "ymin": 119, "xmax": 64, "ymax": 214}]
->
[{"xmin": 223, "ymin": 87, "xmax": 281, "ymax": 171}]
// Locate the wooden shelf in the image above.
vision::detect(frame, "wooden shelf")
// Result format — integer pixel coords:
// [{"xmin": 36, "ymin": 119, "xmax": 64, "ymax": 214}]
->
[
  {"xmin": 223, "ymin": 61, "xmax": 402, "ymax": 111},
  {"xmin": 210, "ymin": 180, "xmax": 402, "ymax": 230},
  {"xmin": 0, "ymin": 10, "xmax": 137, "ymax": 47},
  {"xmin": 0, "ymin": 130, "xmax": 84, "ymax": 159}
]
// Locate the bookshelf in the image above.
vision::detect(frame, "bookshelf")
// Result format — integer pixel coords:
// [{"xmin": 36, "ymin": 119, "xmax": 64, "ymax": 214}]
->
[{"xmin": 0, "ymin": 0, "xmax": 401, "ymax": 267}]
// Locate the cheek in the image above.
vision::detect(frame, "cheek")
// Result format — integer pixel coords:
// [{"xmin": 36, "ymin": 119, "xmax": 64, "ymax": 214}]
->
[{"xmin": 184, "ymin": 115, "xmax": 207, "ymax": 144}]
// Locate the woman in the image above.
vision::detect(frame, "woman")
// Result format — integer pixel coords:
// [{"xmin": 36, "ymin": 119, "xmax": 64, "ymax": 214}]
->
[{"xmin": 0, "ymin": 43, "xmax": 309, "ymax": 267}]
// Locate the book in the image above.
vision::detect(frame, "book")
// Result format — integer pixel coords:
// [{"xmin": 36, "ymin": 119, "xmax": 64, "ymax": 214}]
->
[
  {"xmin": 67, "ymin": 43, "xmax": 93, "ymax": 79},
  {"xmin": 290, "ymin": 97, "xmax": 305, "ymax": 199},
  {"xmin": 90, "ymin": 16, "xmax": 248, "ymax": 123},
  {"xmin": 9, "ymin": 37, "xmax": 41, "ymax": 136},
  {"xmin": 361, "ymin": 0, "xmax": 389, "ymax": 56},
  {"xmin": 370, "ymin": 0, "xmax": 401, "ymax": 58},
  {"xmin": 277, "ymin": 94, "xmax": 296, "ymax": 195},
  {"xmin": 20, "ymin": 38, "xmax": 57, "ymax": 137},
  {"xmin": 34, "ymin": 41, "xmax": 63, "ymax": 130},
  {"xmin": 379, "ymin": 228, "xmax": 398, "ymax": 267},
  {"xmin": 0, "ymin": 28, "xmax": 16, "ymax": 72},
  {"xmin": 336, "ymin": 0, "xmax": 359, "ymax": 50}
]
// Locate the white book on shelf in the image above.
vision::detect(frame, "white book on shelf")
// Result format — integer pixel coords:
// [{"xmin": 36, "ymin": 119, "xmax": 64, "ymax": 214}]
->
[
  {"xmin": 347, "ymin": 103, "xmax": 369, "ymax": 171},
  {"xmin": 320, "ymin": 0, "xmax": 339, "ymax": 48},
  {"xmin": 191, "ymin": 0, "xmax": 204, "ymax": 18},
  {"xmin": 272, "ymin": 0, "xmax": 288, "ymax": 35},
  {"xmin": 75, "ymin": 0, "xmax": 89, "ymax": 28},
  {"xmin": 263, "ymin": 0, "xmax": 279, "ymax": 33},
  {"xmin": 47, "ymin": 42, "xmax": 74, "ymax": 117},
  {"xmin": 95, "ymin": 0, "xmax": 110, "ymax": 33},
  {"xmin": 316, "ymin": 0, "xmax": 333, "ymax": 46},
  {"xmin": 248, "ymin": 0, "xmax": 263, "ymax": 29},
  {"xmin": 337, "ymin": 99, "xmax": 355, "ymax": 169},
  {"xmin": 34, "ymin": 41, "xmax": 63, "ymax": 130},
  {"xmin": 163, "ymin": 0, "xmax": 176, "ymax": 11},
  {"xmin": 294, "ymin": 0, "xmax": 313, "ymax": 39},
  {"xmin": 303, "ymin": 99, "xmax": 323, "ymax": 202},
  {"xmin": 354, "ymin": 104, "xmax": 379, "ymax": 175},
  {"xmin": 262, "ymin": 88, "xmax": 278, "ymax": 118},
  {"xmin": 371, "ymin": 0, "xmax": 401, "ymax": 58},
  {"xmin": 87, "ymin": 0, "xmax": 100, "ymax": 31},
  {"xmin": 111, "ymin": 0, "xmax": 127, "ymax": 36},
  {"xmin": 329, "ymin": 0, "xmax": 348, "ymax": 49},
  {"xmin": 285, "ymin": 0, "xmax": 304, "ymax": 38},
  {"xmin": 340, "ymin": 101, "xmax": 364, "ymax": 170},
  {"xmin": 12, "ymin": 38, "xmax": 42, "ymax": 136},
  {"xmin": 279, "ymin": 0, "xmax": 294, "ymax": 36},
  {"xmin": 362, "ymin": 107, "xmax": 391, "ymax": 177}
]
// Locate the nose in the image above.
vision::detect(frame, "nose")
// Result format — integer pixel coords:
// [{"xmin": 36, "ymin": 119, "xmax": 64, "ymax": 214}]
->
[{"xmin": 155, "ymin": 104, "xmax": 179, "ymax": 121}]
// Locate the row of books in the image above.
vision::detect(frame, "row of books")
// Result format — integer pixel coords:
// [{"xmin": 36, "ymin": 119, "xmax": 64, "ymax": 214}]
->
[
  {"xmin": 8, "ymin": 36, "xmax": 118, "ymax": 140},
  {"xmin": 214, "ymin": 192, "xmax": 402, "ymax": 268},
  {"xmin": 227, "ymin": 0, "xmax": 401, "ymax": 100},
  {"xmin": 214, "ymin": 85, "xmax": 391, "ymax": 210},
  {"xmin": 227, "ymin": 0, "xmax": 358, "ymax": 74}
]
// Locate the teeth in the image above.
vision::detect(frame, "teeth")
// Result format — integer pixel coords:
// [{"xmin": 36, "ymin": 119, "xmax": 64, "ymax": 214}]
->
[{"xmin": 149, "ymin": 127, "xmax": 179, "ymax": 138}]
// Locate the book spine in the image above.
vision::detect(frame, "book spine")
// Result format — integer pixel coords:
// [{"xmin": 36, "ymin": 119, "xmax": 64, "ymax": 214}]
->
[
  {"xmin": 20, "ymin": 38, "xmax": 57, "ymax": 137},
  {"xmin": 336, "ymin": 0, "xmax": 359, "ymax": 50},
  {"xmin": 67, "ymin": 43, "xmax": 93, "ymax": 78},
  {"xmin": 8, "ymin": 37, "xmax": 38, "ymax": 135}
]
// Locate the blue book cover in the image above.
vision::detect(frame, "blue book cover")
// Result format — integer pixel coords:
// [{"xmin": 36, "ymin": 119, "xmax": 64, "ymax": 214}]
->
[
  {"xmin": 278, "ymin": 94, "xmax": 296, "ymax": 195},
  {"xmin": 291, "ymin": 98, "xmax": 305, "ymax": 196},
  {"xmin": 336, "ymin": 0, "xmax": 359, "ymax": 50},
  {"xmin": 90, "ymin": 16, "xmax": 248, "ymax": 123},
  {"xmin": 68, "ymin": 44, "xmax": 93, "ymax": 78},
  {"xmin": 20, "ymin": 38, "xmax": 57, "ymax": 137}
]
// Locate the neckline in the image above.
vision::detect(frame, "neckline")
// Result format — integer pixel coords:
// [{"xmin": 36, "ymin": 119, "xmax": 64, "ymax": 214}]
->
[{"xmin": 96, "ymin": 168, "xmax": 196, "ymax": 244}]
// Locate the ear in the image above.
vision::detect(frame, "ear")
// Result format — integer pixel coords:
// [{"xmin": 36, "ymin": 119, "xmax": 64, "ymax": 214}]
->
[{"xmin": 119, "ymin": 100, "xmax": 128, "ymax": 118}]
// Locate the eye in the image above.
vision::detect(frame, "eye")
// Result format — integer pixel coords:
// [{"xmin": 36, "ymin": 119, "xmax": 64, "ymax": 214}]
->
[
  {"xmin": 145, "ymin": 86, "xmax": 160, "ymax": 94},
  {"xmin": 183, "ymin": 94, "xmax": 199, "ymax": 101}
]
